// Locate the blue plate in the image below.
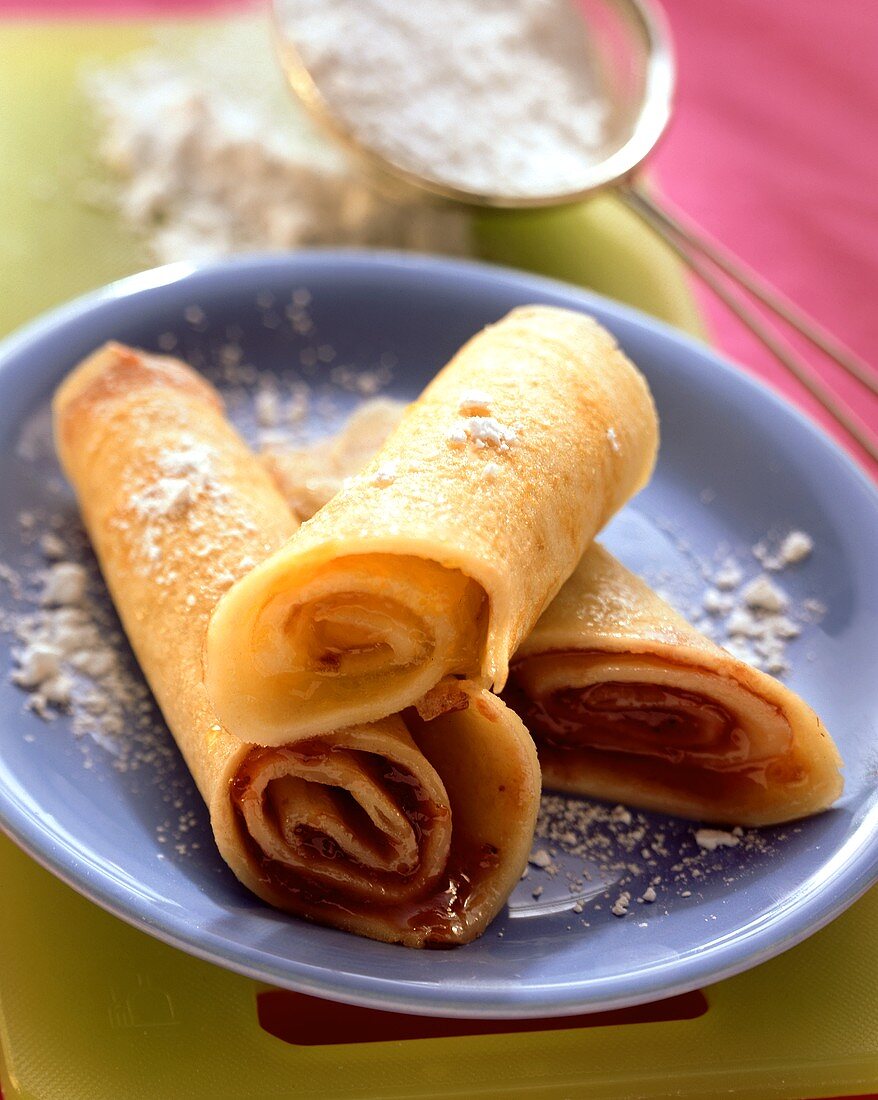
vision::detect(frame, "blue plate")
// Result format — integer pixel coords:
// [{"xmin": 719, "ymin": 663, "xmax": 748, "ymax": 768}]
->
[{"xmin": 0, "ymin": 252, "xmax": 876, "ymax": 1019}]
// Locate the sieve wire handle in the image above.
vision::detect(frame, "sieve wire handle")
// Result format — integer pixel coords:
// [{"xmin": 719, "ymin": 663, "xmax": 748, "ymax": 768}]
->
[{"xmin": 618, "ymin": 181, "xmax": 878, "ymax": 467}]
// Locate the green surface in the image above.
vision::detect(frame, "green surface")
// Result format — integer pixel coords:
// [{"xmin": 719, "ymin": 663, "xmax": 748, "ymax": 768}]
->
[
  {"xmin": 0, "ymin": 23, "xmax": 155, "ymax": 337},
  {"xmin": 0, "ymin": 835, "xmax": 876, "ymax": 1100}
]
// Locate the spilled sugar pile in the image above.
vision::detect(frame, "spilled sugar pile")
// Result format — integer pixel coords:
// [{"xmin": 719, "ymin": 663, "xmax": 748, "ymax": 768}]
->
[
  {"xmin": 2, "ymin": 515, "xmax": 175, "ymax": 776},
  {"xmin": 658, "ymin": 524, "xmax": 823, "ymax": 677},
  {"xmin": 81, "ymin": 18, "xmax": 471, "ymax": 264},
  {"xmin": 521, "ymin": 793, "xmax": 795, "ymax": 929},
  {"xmin": 2, "ymin": 515, "xmax": 208, "ymax": 858}
]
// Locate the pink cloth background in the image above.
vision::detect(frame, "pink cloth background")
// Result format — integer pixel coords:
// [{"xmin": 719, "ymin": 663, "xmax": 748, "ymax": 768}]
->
[
  {"xmin": 4, "ymin": 0, "xmax": 877, "ymax": 477},
  {"xmin": 653, "ymin": 0, "xmax": 878, "ymax": 479}
]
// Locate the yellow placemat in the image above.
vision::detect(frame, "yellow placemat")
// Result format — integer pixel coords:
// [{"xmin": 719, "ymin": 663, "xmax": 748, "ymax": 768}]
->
[{"xmin": 0, "ymin": 833, "xmax": 876, "ymax": 1100}]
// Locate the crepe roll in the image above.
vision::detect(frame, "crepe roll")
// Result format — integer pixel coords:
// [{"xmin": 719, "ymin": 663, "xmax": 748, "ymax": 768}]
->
[
  {"xmin": 53, "ymin": 343, "xmax": 540, "ymax": 946},
  {"xmin": 206, "ymin": 305, "xmax": 659, "ymax": 745},
  {"xmin": 506, "ymin": 544, "xmax": 843, "ymax": 826}
]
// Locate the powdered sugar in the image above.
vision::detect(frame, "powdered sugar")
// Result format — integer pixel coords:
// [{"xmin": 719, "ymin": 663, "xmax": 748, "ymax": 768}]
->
[
  {"xmin": 369, "ymin": 461, "xmax": 398, "ymax": 488},
  {"xmin": 708, "ymin": 561, "xmax": 812, "ymax": 676},
  {"xmin": 521, "ymin": 793, "xmax": 792, "ymax": 925},
  {"xmin": 158, "ymin": 442, "xmax": 217, "ymax": 481},
  {"xmin": 713, "ymin": 560, "xmax": 744, "ymax": 590},
  {"xmin": 528, "ymin": 848, "xmax": 554, "ymax": 870},
  {"xmin": 695, "ymin": 828, "xmax": 741, "ymax": 851},
  {"xmin": 447, "ymin": 416, "xmax": 519, "ymax": 451},
  {"xmin": 39, "ymin": 532, "xmax": 66, "ymax": 560},
  {"xmin": 254, "ymin": 385, "xmax": 282, "ymax": 429},
  {"xmin": 741, "ymin": 575, "xmax": 789, "ymax": 614},
  {"xmin": 134, "ymin": 477, "xmax": 195, "ymax": 522},
  {"xmin": 12, "ymin": 643, "xmax": 62, "ymax": 690},
  {"xmin": 610, "ymin": 891, "xmax": 631, "ymax": 917},
  {"xmin": 131, "ymin": 442, "xmax": 223, "ymax": 523},
  {"xmin": 702, "ymin": 588, "xmax": 733, "ymax": 616},
  {"xmin": 40, "ymin": 562, "xmax": 87, "ymax": 607},
  {"xmin": 280, "ymin": 0, "xmax": 609, "ymax": 199},
  {"xmin": 754, "ymin": 530, "xmax": 814, "ymax": 570},
  {"xmin": 2, "ymin": 523, "xmax": 165, "ymax": 761},
  {"xmin": 458, "ymin": 390, "xmax": 493, "ymax": 416},
  {"xmin": 652, "ymin": 522, "xmax": 821, "ymax": 678}
]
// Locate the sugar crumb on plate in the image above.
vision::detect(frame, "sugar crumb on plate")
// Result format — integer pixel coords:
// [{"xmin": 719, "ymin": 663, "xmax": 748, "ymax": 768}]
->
[{"xmin": 694, "ymin": 828, "xmax": 741, "ymax": 851}]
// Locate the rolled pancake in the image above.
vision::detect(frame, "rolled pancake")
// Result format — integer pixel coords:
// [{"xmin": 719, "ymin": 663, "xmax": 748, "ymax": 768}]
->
[
  {"xmin": 506, "ymin": 544, "xmax": 843, "ymax": 826},
  {"xmin": 206, "ymin": 305, "xmax": 659, "ymax": 745},
  {"xmin": 53, "ymin": 343, "xmax": 540, "ymax": 946}
]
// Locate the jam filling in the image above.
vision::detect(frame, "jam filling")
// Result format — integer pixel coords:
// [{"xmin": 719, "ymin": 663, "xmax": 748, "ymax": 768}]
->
[
  {"xmin": 505, "ymin": 677, "xmax": 756, "ymax": 770},
  {"xmin": 231, "ymin": 741, "xmax": 498, "ymax": 943}
]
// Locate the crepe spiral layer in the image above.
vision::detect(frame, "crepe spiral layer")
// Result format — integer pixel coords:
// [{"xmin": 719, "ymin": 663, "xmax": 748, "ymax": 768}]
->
[{"xmin": 507, "ymin": 545, "xmax": 843, "ymax": 825}]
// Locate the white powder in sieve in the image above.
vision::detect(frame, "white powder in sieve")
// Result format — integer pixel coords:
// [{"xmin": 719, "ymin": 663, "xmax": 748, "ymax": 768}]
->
[{"xmin": 280, "ymin": 0, "xmax": 609, "ymax": 198}]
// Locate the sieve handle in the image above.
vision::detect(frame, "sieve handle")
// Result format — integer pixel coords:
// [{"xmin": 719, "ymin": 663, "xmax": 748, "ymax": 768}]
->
[{"xmin": 618, "ymin": 181, "xmax": 878, "ymax": 467}]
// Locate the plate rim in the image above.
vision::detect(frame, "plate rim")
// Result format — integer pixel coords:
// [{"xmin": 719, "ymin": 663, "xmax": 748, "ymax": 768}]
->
[{"xmin": 0, "ymin": 249, "xmax": 876, "ymax": 1019}]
